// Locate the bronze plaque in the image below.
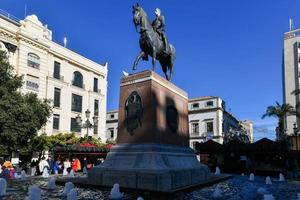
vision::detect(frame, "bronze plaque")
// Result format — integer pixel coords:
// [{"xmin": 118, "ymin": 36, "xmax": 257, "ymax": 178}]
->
[{"xmin": 124, "ymin": 91, "xmax": 143, "ymax": 134}]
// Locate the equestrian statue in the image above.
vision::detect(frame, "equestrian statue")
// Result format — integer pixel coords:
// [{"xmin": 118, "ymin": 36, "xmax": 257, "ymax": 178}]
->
[{"xmin": 132, "ymin": 3, "xmax": 176, "ymax": 81}]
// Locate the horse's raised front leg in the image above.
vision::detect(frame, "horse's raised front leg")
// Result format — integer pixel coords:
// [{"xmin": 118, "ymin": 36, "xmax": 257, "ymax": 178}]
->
[{"xmin": 133, "ymin": 51, "xmax": 145, "ymax": 70}]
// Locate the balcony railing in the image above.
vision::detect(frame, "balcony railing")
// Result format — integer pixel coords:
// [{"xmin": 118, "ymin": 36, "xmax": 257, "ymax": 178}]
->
[
  {"xmin": 0, "ymin": 9, "xmax": 20, "ymax": 25},
  {"xmin": 53, "ymin": 74, "xmax": 64, "ymax": 81}
]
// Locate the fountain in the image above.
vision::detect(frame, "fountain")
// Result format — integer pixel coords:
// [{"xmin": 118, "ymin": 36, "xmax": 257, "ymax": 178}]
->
[
  {"xmin": 83, "ymin": 167, "xmax": 88, "ymax": 174},
  {"xmin": 21, "ymin": 170, "xmax": 27, "ymax": 180},
  {"xmin": 67, "ymin": 188, "xmax": 77, "ymax": 200},
  {"xmin": 297, "ymin": 193, "xmax": 300, "ymax": 200},
  {"xmin": 257, "ymin": 187, "xmax": 268, "ymax": 195},
  {"xmin": 265, "ymin": 176, "xmax": 272, "ymax": 185},
  {"xmin": 137, "ymin": 197, "xmax": 144, "ymax": 200},
  {"xmin": 241, "ymin": 173, "xmax": 244, "ymax": 176},
  {"xmin": 42, "ymin": 168, "xmax": 49, "ymax": 178},
  {"xmin": 249, "ymin": 173, "xmax": 255, "ymax": 181},
  {"xmin": 27, "ymin": 185, "xmax": 41, "ymax": 200},
  {"xmin": 212, "ymin": 186, "xmax": 222, "ymax": 198},
  {"xmin": 69, "ymin": 169, "xmax": 75, "ymax": 177},
  {"xmin": 62, "ymin": 182, "xmax": 75, "ymax": 196},
  {"xmin": 263, "ymin": 194, "xmax": 275, "ymax": 200},
  {"xmin": 278, "ymin": 173, "xmax": 285, "ymax": 182},
  {"xmin": 108, "ymin": 183, "xmax": 124, "ymax": 199},
  {"xmin": 47, "ymin": 177, "xmax": 57, "ymax": 190},
  {"xmin": 0, "ymin": 178, "xmax": 7, "ymax": 196},
  {"xmin": 214, "ymin": 167, "xmax": 221, "ymax": 175},
  {"xmin": 63, "ymin": 168, "xmax": 68, "ymax": 176}
]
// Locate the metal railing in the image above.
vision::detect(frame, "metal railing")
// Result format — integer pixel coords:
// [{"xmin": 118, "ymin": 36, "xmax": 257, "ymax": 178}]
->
[
  {"xmin": 0, "ymin": 9, "xmax": 20, "ymax": 24},
  {"xmin": 284, "ymin": 29, "xmax": 300, "ymax": 40},
  {"xmin": 53, "ymin": 73, "xmax": 64, "ymax": 81}
]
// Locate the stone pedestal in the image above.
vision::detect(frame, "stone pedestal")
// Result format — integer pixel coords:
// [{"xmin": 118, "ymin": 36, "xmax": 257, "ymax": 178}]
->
[
  {"xmin": 117, "ymin": 70, "xmax": 189, "ymax": 146},
  {"xmin": 89, "ymin": 70, "xmax": 210, "ymax": 192}
]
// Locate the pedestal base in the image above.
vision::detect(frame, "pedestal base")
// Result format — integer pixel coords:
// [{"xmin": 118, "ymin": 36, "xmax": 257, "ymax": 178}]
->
[{"xmin": 88, "ymin": 143, "xmax": 210, "ymax": 192}]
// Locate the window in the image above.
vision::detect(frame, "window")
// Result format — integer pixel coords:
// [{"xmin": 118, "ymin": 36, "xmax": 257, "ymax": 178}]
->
[
  {"xmin": 110, "ymin": 114, "xmax": 115, "ymax": 119},
  {"xmin": 54, "ymin": 88, "xmax": 61, "ymax": 107},
  {"xmin": 191, "ymin": 103, "xmax": 199, "ymax": 109},
  {"xmin": 191, "ymin": 122, "xmax": 199, "ymax": 134},
  {"xmin": 206, "ymin": 121, "xmax": 214, "ymax": 132},
  {"xmin": 71, "ymin": 94, "xmax": 82, "ymax": 112},
  {"xmin": 94, "ymin": 99, "xmax": 99, "ymax": 116},
  {"xmin": 94, "ymin": 122, "xmax": 98, "ymax": 135},
  {"xmin": 26, "ymin": 80, "xmax": 39, "ymax": 91},
  {"xmin": 72, "ymin": 71, "xmax": 83, "ymax": 88},
  {"xmin": 53, "ymin": 61, "xmax": 60, "ymax": 79},
  {"xmin": 70, "ymin": 118, "xmax": 81, "ymax": 132},
  {"xmin": 93, "ymin": 77, "xmax": 98, "ymax": 92},
  {"xmin": 109, "ymin": 129, "xmax": 114, "ymax": 139},
  {"xmin": 53, "ymin": 114, "xmax": 60, "ymax": 130},
  {"xmin": 206, "ymin": 101, "xmax": 214, "ymax": 107},
  {"xmin": 27, "ymin": 53, "xmax": 40, "ymax": 69}
]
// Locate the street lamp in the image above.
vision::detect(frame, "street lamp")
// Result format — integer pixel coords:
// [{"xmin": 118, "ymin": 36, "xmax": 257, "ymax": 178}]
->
[
  {"xmin": 293, "ymin": 122, "xmax": 298, "ymax": 151},
  {"xmin": 75, "ymin": 109, "xmax": 98, "ymax": 137}
]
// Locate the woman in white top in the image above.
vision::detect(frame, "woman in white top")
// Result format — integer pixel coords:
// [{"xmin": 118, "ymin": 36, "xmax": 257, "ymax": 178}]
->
[
  {"xmin": 63, "ymin": 158, "xmax": 71, "ymax": 175},
  {"xmin": 38, "ymin": 157, "xmax": 49, "ymax": 173}
]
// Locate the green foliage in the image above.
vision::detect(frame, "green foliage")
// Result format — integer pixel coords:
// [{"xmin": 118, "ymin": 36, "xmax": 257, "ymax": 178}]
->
[
  {"xmin": 0, "ymin": 50, "xmax": 52, "ymax": 153},
  {"xmin": 31, "ymin": 133, "xmax": 107, "ymax": 157},
  {"xmin": 262, "ymin": 102, "xmax": 295, "ymax": 139}
]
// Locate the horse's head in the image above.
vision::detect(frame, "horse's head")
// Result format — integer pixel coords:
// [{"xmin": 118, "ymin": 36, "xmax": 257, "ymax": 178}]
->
[{"xmin": 132, "ymin": 3, "xmax": 145, "ymax": 28}]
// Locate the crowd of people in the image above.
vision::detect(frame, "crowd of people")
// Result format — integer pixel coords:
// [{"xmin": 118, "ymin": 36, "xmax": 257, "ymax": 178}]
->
[{"xmin": 0, "ymin": 156, "xmax": 105, "ymax": 180}]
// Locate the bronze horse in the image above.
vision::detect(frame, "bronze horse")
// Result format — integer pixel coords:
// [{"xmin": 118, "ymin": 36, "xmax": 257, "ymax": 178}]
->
[{"xmin": 132, "ymin": 4, "xmax": 176, "ymax": 81}]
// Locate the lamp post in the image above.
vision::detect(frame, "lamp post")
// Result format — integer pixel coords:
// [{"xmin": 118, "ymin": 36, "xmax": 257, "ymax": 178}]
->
[
  {"xmin": 293, "ymin": 122, "xmax": 298, "ymax": 151},
  {"xmin": 75, "ymin": 109, "xmax": 98, "ymax": 137}
]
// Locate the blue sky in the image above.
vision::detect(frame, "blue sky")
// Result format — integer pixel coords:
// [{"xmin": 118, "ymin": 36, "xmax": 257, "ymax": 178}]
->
[{"xmin": 1, "ymin": 0, "xmax": 299, "ymax": 141}]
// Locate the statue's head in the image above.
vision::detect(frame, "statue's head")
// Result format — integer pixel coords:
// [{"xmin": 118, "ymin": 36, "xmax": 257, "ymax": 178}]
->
[{"xmin": 155, "ymin": 8, "xmax": 161, "ymax": 17}]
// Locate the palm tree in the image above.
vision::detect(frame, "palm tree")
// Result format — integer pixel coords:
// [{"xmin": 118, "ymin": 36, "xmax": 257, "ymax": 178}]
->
[{"xmin": 262, "ymin": 102, "xmax": 295, "ymax": 140}]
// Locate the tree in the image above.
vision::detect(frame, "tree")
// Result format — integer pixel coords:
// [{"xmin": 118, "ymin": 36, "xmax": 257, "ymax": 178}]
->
[
  {"xmin": 262, "ymin": 102, "xmax": 295, "ymax": 140},
  {"xmin": 0, "ymin": 50, "xmax": 52, "ymax": 154},
  {"xmin": 223, "ymin": 126, "xmax": 250, "ymax": 144}
]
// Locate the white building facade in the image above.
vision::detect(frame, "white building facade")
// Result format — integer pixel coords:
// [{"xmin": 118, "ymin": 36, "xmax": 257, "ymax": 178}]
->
[
  {"xmin": 283, "ymin": 29, "xmax": 300, "ymax": 135},
  {"xmin": 106, "ymin": 110, "xmax": 118, "ymax": 142},
  {"xmin": 0, "ymin": 13, "xmax": 108, "ymax": 140},
  {"xmin": 188, "ymin": 96, "xmax": 240, "ymax": 148}
]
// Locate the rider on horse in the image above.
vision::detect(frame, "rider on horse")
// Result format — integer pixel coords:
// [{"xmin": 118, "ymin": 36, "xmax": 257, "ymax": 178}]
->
[{"xmin": 152, "ymin": 8, "xmax": 170, "ymax": 55}]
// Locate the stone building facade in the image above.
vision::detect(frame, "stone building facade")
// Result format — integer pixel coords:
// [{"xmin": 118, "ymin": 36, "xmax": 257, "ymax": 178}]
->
[
  {"xmin": 0, "ymin": 13, "xmax": 108, "ymax": 140},
  {"xmin": 188, "ymin": 96, "xmax": 243, "ymax": 147},
  {"xmin": 106, "ymin": 110, "xmax": 118, "ymax": 142}
]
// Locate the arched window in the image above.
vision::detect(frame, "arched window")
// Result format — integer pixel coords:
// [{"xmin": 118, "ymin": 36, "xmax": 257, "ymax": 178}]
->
[
  {"xmin": 72, "ymin": 71, "xmax": 83, "ymax": 88},
  {"xmin": 27, "ymin": 53, "xmax": 40, "ymax": 69}
]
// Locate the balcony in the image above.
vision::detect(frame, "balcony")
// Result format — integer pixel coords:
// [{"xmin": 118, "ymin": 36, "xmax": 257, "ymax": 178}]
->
[{"xmin": 53, "ymin": 73, "xmax": 64, "ymax": 82}]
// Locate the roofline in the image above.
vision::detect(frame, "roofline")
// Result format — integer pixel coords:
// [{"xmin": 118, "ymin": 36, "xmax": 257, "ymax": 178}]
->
[
  {"xmin": 107, "ymin": 109, "xmax": 118, "ymax": 113},
  {"xmin": 189, "ymin": 96, "xmax": 220, "ymax": 102}
]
